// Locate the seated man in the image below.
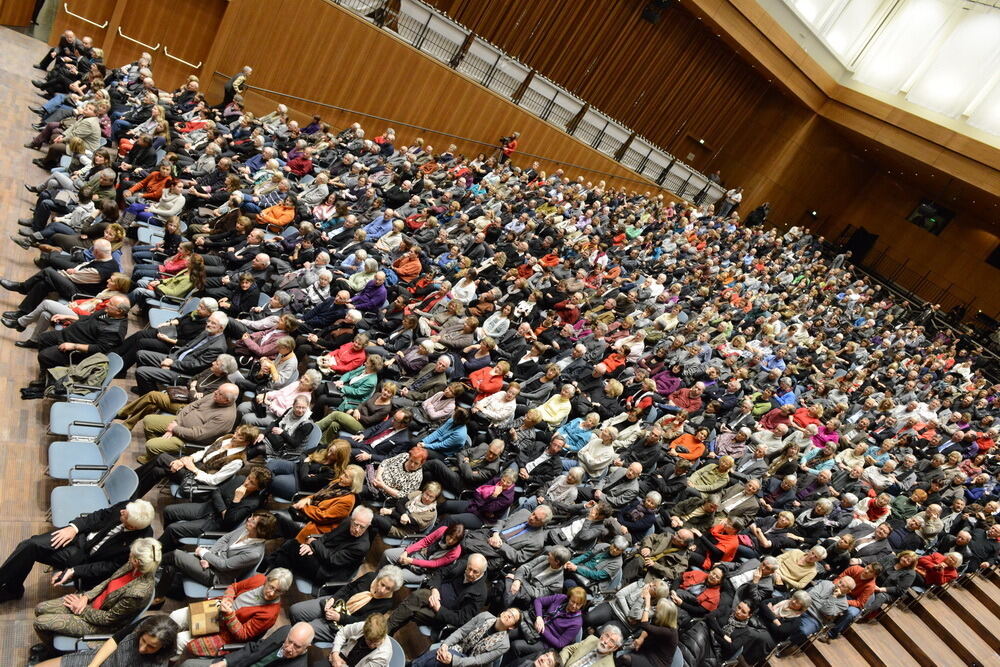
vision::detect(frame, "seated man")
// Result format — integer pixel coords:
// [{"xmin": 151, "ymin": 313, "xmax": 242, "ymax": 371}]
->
[
  {"xmin": 261, "ymin": 506, "xmax": 373, "ymax": 586},
  {"xmin": 180, "ymin": 621, "xmax": 315, "ymax": 667},
  {"xmin": 2, "ymin": 238, "xmax": 119, "ymax": 319},
  {"xmin": 0, "ymin": 499, "xmax": 154, "ymax": 601},
  {"xmin": 133, "ymin": 311, "xmax": 230, "ymax": 394},
  {"xmin": 461, "ymin": 505, "xmax": 555, "ymax": 569},
  {"xmin": 387, "ymin": 554, "xmax": 489, "ymax": 635},
  {"xmin": 411, "ymin": 609, "xmax": 522, "ymax": 667},
  {"xmin": 621, "ymin": 527, "xmax": 695, "ymax": 582},
  {"xmin": 422, "ymin": 438, "xmax": 506, "ymax": 494},
  {"xmin": 559, "ymin": 624, "xmax": 623, "ymax": 667},
  {"xmin": 20, "ymin": 294, "xmax": 130, "ymax": 399},
  {"xmin": 137, "ymin": 383, "xmax": 240, "ymax": 462}
]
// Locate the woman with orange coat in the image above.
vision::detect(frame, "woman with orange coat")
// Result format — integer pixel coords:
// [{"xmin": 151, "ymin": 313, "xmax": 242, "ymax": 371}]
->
[
  {"xmin": 285, "ymin": 465, "xmax": 364, "ymax": 543},
  {"xmin": 257, "ymin": 194, "xmax": 297, "ymax": 231},
  {"xmin": 669, "ymin": 428, "xmax": 709, "ymax": 461},
  {"xmin": 174, "ymin": 569, "xmax": 290, "ymax": 657}
]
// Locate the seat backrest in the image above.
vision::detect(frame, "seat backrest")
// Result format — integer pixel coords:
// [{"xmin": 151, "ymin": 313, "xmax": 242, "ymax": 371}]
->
[
  {"xmin": 99, "ymin": 424, "xmax": 133, "ymax": 467},
  {"xmin": 98, "ymin": 386, "xmax": 129, "ymax": 423},
  {"xmin": 389, "ymin": 638, "xmax": 406, "ymax": 667},
  {"xmin": 178, "ymin": 297, "xmax": 202, "ymax": 317},
  {"xmin": 104, "ymin": 354, "xmax": 124, "ymax": 386},
  {"xmin": 302, "ymin": 423, "xmax": 321, "ymax": 452},
  {"xmin": 103, "ymin": 466, "xmax": 139, "ymax": 505}
]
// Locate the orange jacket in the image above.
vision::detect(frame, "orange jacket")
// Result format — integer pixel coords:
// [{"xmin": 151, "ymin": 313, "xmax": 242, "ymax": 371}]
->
[
  {"xmin": 296, "ymin": 493, "xmax": 356, "ymax": 543},
  {"xmin": 127, "ymin": 171, "xmax": 172, "ymax": 200},
  {"xmin": 257, "ymin": 204, "xmax": 295, "ymax": 229},
  {"xmin": 469, "ymin": 366, "xmax": 503, "ymax": 402},
  {"xmin": 392, "ymin": 253, "xmax": 422, "ymax": 282}
]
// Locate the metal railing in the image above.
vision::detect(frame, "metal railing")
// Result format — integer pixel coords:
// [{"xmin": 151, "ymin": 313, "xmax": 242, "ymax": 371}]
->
[{"xmin": 306, "ymin": 0, "xmax": 726, "ymax": 204}]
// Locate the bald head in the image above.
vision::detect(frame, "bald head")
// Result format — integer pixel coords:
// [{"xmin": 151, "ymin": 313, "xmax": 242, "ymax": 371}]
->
[
  {"xmin": 92, "ymin": 239, "xmax": 113, "ymax": 259},
  {"xmin": 280, "ymin": 622, "xmax": 314, "ymax": 658}
]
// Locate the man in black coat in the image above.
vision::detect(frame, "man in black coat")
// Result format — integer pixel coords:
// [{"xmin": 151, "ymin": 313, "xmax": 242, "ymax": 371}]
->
[
  {"xmin": 181, "ymin": 621, "xmax": 314, "ymax": 667},
  {"xmin": 32, "ymin": 296, "xmax": 130, "ymax": 371},
  {"xmin": 261, "ymin": 507, "xmax": 373, "ymax": 585},
  {"xmin": 387, "ymin": 553, "xmax": 489, "ymax": 634},
  {"xmin": 0, "ymin": 500, "xmax": 154, "ymax": 601},
  {"xmin": 515, "ymin": 435, "xmax": 567, "ymax": 494}
]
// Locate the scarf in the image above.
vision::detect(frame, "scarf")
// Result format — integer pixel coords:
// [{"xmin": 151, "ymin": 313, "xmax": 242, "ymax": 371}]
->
[
  {"xmin": 405, "ymin": 493, "xmax": 437, "ymax": 516},
  {"xmin": 346, "ymin": 590, "xmax": 374, "ymax": 614}
]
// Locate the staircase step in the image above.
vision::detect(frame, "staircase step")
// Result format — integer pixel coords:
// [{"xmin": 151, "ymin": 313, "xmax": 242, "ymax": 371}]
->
[
  {"xmin": 882, "ymin": 605, "xmax": 965, "ymax": 667},
  {"xmin": 965, "ymin": 575, "xmax": 1000, "ymax": 622},
  {"xmin": 767, "ymin": 649, "xmax": 819, "ymax": 667},
  {"xmin": 845, "ymin": 621, "xmax": 920, "ymax": 667},
  {"xmin": 913, "ymin": 594, "xmax": 1000, "ymax": 666},
  {"xmin": 941, "ymin": 585, "xmax": 1000, "ymax": 652},
  {"xmin": 805, "ymin": 632, "xmax": 870, "ymax": 667}
]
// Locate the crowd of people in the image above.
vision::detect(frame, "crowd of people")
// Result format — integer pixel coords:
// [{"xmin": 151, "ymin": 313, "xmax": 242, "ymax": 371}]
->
[{"xmin": 3, "ymin": 28, "xmax": 1000, "ymax": 667}]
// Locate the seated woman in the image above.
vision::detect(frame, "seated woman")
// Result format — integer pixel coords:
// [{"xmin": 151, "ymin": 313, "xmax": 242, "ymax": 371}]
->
[
  {"xmin": 277, "ymin": 464, "xmax": 365, "ymax": 543},
  {"xmin": 671, "ymin": 567, "xmax": 726, "ymax": 625},
  {"xmin": 289, "ymin": 565, "xmax": 404, "ymax": 644},
  {"xmin": 130, "ymin": 253, "xmax": 206, "ymax": 314},
  {"xmin": 246, "ymin": 336, "xmax": 300, "ymax": 391},
  {"xmin": 367, "ymin": 446, "xmax": 428, "ymax": 501},
  {"xmin": 407, "ymin": 382, "xmax": 465, "ymax": 429},
  {"xmin": 131, "ymin": 216, "xmax": 183, "ymax": 265},
  {"xmin": 246, "ymin": 395, "xmax": 315, "ymax": 460},
  {"xmin": 329, "ymin": 613, "xmax": 392, "ymax": 667},
  {"xmin": 381, "ymin": 522, "xmax": 465, "ymax": 585},
  {"xmin": 313, "ymin": 354, "xmax": 383, "ymax": 417},
  {"xmin": 266, "ymin": 439, "xmax": 350, "ymax": 501},
  {"xmin": 372, "ymin": 481, "xmax": 442, "ymax": 537},
  {"xmin": 237, "ymin": 369, "xmax": 322, "ymax": 428},
  {"xmin": 160, "ymin": 467, "xmax": 272, "ymax": 552},
  {"xmin": 156, "ymin": 512, "xmax": 277, "ymax": 602},
  {"xmin": 35, "ymin": 613, "xmax": 179, "ymax": 667},
  {"xmin": 132, "ymin": 424, "xmax": 259, "ymax": 500},
  {"xmin": 31, "ymin": 538, "xmax": 162, "ymax": 661},
  {"xmin": 439, "ymin": 468, "xmax": 517, "ymax": 529},
  {"xmin": 132, "ymin": 239, "xmax": 194, "ymax": 281},
  {"xmin": 418, "ymin": 408, "xmax": 471, "ymax": 460},
  {"xmin": 42, "ymin": 221, "xmax": 127, "ymax": 262},
  {"xmin": 3, "ymin": 272, "xmax": 131, "ymax": 342},
  {"xmin": 232, "ymin": 314, "xmax": 302, "ymax": 360},
  {"xmin": 317, "ymin": 381, "xmax": 396, "ymax": 439},
  {"xmin": 508, "ymin": 588, "xmax": 588, "ymax": 661},
  {"xmin": 169, "ymin": 568, "xmax": 292, "ymax": 658}
]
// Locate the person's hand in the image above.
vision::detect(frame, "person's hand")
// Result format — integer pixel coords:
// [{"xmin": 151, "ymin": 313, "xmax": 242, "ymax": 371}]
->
[
  {"xmin": 51, "ymin": 568, "xmax": 74, "ymax": 586},
  {"xmin": 329, "ymin": 653, "xmax": 347, "ymax": 667},
  {"xmin": 564, "ymin": 562, "xmax": 578, "ymax": 572},
  {"xmin": 428, "ymin": 589, "xmax": 441, "ymax": 612},
  {"xmin": 510, "ymin": 579, "xmax": 521, "ymax": 594},
  {"xmin": 488, "ymin": 533, "xmax": 502, "ymax": 548},
  {"xmin": 58, "ymin": 342, "xmax": 78, "ymax": 352},
  {"xmin": 299, "ymin": 543, "xmax": 314, "ymax": 556},
  {"xmin": 168, "ymin": 459, "xmax": 185, "ymax": 473},
  {"xmin": 50, "ymin": 525, "xmax": 79, "ymax": 549},
  {"xmin": 307, "ymin": 333, "xmax": 319, "ymax": 343},
  {"xmin": 181, "ymin": 456, "xmax": 197, "ymax": 472},
  {"xmin": 323, "ymin": 598, "xmax": 341, "ymax": 622},
  {"xmin": 292, "ymin": 498, "xmax": 310, "ymax": 510},
  {"xmin": 670, "ymin": 516, "xmax": 682, "ymax": 529},
  {"xmin": 670, "ymin": 591, "xmax": 683, "ymax": 605},
  {"xmin": 242, "ymin": 333, "xmax": 251, "ymax": 340},
  {"xmin": 161, "ymin": 358, "xmax": 174, "ymax": 368},
  {"xmin": 436, "ymin": 645, "xmax": 452, "ymax": 665},
  {"xmin": 399, "ymin": 553, "xmax": 412, "ymax": 566},
  {"xmin": 518, "ymin": 468, "xmax": 529, "ymax": 480},
  {"xmin": 219, "ymin": 597, "xmax": 235, "ymax": 614},
  {"xmin": 534, "ymin": 616, "xmax": 545, "ymax": 634},
  {"xmin": 379, "ymin": 507, "xmax": 392, "ymax": 516},
  {"xmin": 641, "ymin": 586, "xmax": 652, "ymax": 604}
]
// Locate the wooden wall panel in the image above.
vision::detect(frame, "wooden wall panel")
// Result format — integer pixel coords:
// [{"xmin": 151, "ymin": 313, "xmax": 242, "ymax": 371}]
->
[
  {"xmin": 51, "ymin": 0, "xmax": 226, "ymax": 91},
  {"xmin": 206, "ymin": 0, "xmax": 668, "ymax": 194},
  {"xmin": 426, "ymin": 0, "xmax": 771, "ymax": 170},
  {"xmin": 50, "ymin": 0, "xmax": 115, "ymax": 46},
  {"xmin": 0, "ymin": 0, "xmax": 35, "ymax": 26}
]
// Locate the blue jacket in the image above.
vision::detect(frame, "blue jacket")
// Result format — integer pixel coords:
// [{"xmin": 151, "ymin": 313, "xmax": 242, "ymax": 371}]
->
[{"xmin": 422, "ymin": 418, "xmax": 468, "ymax": 455}]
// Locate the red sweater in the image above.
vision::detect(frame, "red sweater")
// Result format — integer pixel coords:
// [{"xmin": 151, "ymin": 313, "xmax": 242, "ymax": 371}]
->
[
  {"xmin": 836, "ymin": 565, "xmax": 876, "ymax": 608},
  {"xmin": 469, "ymin": 366, "xmax": 503, "ymax": 402}
]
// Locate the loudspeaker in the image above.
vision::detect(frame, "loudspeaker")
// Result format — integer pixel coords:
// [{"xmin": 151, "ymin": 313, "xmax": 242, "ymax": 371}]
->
[{"xmin": 844, "ymin": 226, "xmax": 879, "ymax": 263}]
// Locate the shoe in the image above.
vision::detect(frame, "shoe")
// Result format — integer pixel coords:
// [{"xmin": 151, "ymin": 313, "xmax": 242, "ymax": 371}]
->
[
  {"xmin": 16, "ymin": 341, "xmax": 41, "ymax": 350},
  {"xmin": 22, "ymin": 143, "xmax": 40, "ymax": 151},
  {"xmin": 24, "ymin": 184, "xmax": 39, "ymax": 193},
  {"xmin": 3, "ymin": 311, "xmax": 22, "ymax": 320},
  {"xmin": 817, "ymin": 634, "xmax": 831, "ymax": 644},
  {"xmin": 33, "ymin": 258, "xmax": 46, "ymax": 269},
  {"xmin": 27, "ymin": 104, "xmax": 44, "ymax": 114},
  {"xmin": 0, "ymin": 279, "xmax": 24, "ymax": 292},
  {"xmin": 31, "ymin": 122, "xmax": 44, "ymax": 130},
  {"xmin": 148, "ymin": 596, "xmax": 166, "ymax": 610},
  {"xmin": 18, "ymin": 219, "xmax": 34, "ymax": 227},
  {"xmin": 11, "ymin": 236, "xmax": 32, "ymax": 250},
  {"xmin": 33, "ymin": 64, "xmax": 46, "ymax": 71},
  {"xmin": 31, "ymin": 79, "xmax": 45, "ymax": 88},
  {"xmin": 31, "ymin": 158, "xmax": 48, "ymax": 169},
  {"xmin": 2, "ymin": 317, "xmax": 25, "ymax": 332}
]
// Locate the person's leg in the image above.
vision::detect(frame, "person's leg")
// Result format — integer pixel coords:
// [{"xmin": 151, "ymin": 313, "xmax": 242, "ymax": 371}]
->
[
  {"xmin": 387, "ymin": 588, "xmax": 430, "ymax": 633},
  {"xmin": 170, "ymin": 607, "xmax": 193, "ymax": 654},
  {"xmin": 584, "ymin": 601, "xmax": 616, "ymax": 630},
  {"xmin": 142, "ymin": 435, "xmax": 185, "ymax": 463},
  {"xmin": 134, "ymin": 365, "xmax": 177, "ymax": 395},
  {"xmin": 0, "ymin": 533, "xmax": 73, "ymax": 598},
  {"xmin": 289, "ymin": 596, "xmax": 327, "ymax": 624},
  {"xmin": 173, "ymin": 550, "xmax": 214, "ymax": 586},
  {"xmin": 827, "ymin": 605, "xmax": 861, "ymax": 639}
]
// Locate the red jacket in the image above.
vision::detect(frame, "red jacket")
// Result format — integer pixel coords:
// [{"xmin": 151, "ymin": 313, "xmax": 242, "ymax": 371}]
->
[
  {"xmin": 917, "ymin": 553, "xmax": 958, "ymax": 586},
  {"xmin": 127, "ymin": 171, "xmax": 172, "ymax": 200},
  {"xmin": 326, "ymin": 342, "xmax": 366, "ymax": 373},
  {"xmin": 836, "ymin": 565, "xmax": 876, "ymax": 608},
  {"xmin": 469, "ymin": 366, "xmax": 503, "ymax": 402}
]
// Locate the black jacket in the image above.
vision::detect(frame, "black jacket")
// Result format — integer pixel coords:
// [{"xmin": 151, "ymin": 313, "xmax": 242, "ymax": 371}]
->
[
  {"xmin": 426, "ymin": 560, "xmax": 489, "ymax": 628},
  {"xmin": 218, "ymin": 624, "xmax": 308, "ymax": 667},
  {"xmin": 68, "ymin": 501, "xmax": 154, "ymax": 584}
]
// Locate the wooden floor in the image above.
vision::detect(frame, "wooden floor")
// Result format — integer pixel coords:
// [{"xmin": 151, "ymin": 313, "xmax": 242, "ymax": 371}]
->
[{"xmin": 0, "ymin": 27, "xmax": 72, "ymax": 664}]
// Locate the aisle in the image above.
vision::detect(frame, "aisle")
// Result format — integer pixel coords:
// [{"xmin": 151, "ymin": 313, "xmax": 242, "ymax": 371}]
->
[{"xmin": 0, "ymin": 26, "xmax": 67, "ymax": 663}]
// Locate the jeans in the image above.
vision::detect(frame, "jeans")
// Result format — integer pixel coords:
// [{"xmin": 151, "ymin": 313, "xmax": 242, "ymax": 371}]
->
[{"xmin": 828, "ymin": 605, "xmax": 861, "ymax": 638}]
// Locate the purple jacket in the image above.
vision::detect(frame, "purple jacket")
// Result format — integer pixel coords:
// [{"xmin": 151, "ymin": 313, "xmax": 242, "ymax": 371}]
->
[
  {"xmin": 351, "ymin": 279, "xmax": 387, "ymax": 312},
  {"xmin": 533, "ymin": 594, "xmax": 583, "ymax": 648},
  {"xmin": 466, "ymin": 477, "xmax": 516, "ymax": 523}
]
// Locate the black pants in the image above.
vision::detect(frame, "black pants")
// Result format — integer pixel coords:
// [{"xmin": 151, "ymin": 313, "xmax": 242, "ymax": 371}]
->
[
  {"xmin": 18, "ymin": 268, "xmax": 79, "ymax": 314},
  {"xmin": 421, "ymin": 459, "xmax": 464, "ymax": 494},
  {"xmin": 386, "ymin": 588, "xmax": 441, "ymax": 633},
  {"xmin": 0, "ymin": 533, "xmax": 88, "ymax": 596},
  {"xmin": 133, "ymin": 453, "xmax": 189, "ymax": 500},
  {"xmin": 118, "ymin": 329, "xmax": 173, "ymax": 374}
]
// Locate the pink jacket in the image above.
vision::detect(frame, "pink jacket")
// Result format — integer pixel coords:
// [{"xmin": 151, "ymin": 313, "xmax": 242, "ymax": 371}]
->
[{"xmin": 404, "ymin": 525, "xmax": 462, "ymax": 569}]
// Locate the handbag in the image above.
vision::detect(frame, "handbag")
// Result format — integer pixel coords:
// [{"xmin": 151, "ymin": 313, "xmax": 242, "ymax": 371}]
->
[
  {"xmin": 188, "ymin": 599, "xmax": 221, "ymax": 636},
  {"xmin": 166, "ymin": 386, "xmax": 192, "ymax": 403}
]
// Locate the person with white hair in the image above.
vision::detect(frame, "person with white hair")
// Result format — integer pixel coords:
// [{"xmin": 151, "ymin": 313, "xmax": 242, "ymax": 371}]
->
[{"xmin": 0, "ymin": 499, "xmax": 155, "ymax": 601}]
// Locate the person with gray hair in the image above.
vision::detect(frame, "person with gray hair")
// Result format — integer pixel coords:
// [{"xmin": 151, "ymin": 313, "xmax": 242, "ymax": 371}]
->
[
  {"xmin": 559, "ymin": 623, "xmax": 622, "ymax": 667},
  {"xmin": 564, "ymin": 537, "xmax": 628, "ymax": 596},
  {"xmin": 289, "ymin": 563, "xmax": 405, "ymax": 642},
  {"xmin": 504, "ymin": 546, "xmax": 573, "ymax": 607},
  {"xmin": 0, "ymin": 499, "xmax": 155, "ymax": 601},
  {"xmin": 134, "ymin": 310, "xmax": 230, "ymax": 394}
]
